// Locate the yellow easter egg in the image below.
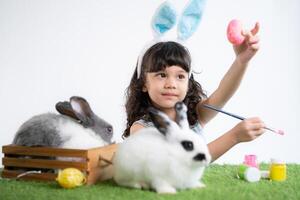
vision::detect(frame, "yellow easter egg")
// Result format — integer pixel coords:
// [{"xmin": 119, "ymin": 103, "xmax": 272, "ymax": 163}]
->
[{"xmin": 56, "ymin": 168, "xmax": 86, "ymax": 189}]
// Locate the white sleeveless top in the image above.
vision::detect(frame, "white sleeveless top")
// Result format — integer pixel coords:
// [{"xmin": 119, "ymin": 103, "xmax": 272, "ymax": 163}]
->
[{"xmin": 133, "ymin": 119, "xmax": 204, "ymax": 136}]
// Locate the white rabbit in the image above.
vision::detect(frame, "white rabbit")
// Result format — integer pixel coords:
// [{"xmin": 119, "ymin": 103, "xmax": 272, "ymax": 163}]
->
[{"xmin": 113, "ymin": 102, "xmax": 211, "ymax": 194}]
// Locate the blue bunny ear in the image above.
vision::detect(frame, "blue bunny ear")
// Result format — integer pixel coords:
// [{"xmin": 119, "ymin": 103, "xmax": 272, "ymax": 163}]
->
[
  {"xmin": 177, "ymin": 0, "xmax": 206, "ymax": 40},
  {"xmin": 151, "ymin": 1, "xmax": 177, "ymax": 37}
]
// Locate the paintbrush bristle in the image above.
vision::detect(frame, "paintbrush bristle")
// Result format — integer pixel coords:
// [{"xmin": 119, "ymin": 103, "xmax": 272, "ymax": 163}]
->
[{"xmin": 277, "ymin": 129, "xmax": 285, "ymax": 135}]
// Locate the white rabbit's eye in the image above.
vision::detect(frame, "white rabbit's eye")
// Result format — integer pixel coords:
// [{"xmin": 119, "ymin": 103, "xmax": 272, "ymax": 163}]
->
[{"xmin": 181, "ymin": 140, "xmax": 194, "ymax": 151}]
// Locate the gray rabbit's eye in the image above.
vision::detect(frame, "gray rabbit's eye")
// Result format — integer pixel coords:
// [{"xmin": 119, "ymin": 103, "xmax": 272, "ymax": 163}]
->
[
  {"xmin": 181, "ymin": 140, "xmax": 194, "ymax": 151},
  {"xmin": 106, "ymin": 126, "xmax": 113, "ymax": 134}
]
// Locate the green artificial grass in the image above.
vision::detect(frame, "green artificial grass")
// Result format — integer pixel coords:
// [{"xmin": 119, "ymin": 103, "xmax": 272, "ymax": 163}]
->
[{"xmin": 1, "ymin": 164, "xmax": 299, "ymax": 200}]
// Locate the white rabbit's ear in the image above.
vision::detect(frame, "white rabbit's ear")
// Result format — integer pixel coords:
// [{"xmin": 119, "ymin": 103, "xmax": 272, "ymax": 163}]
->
[
  {"xmin": 148, "ymin": 107, "xmax": 172, "ymax": 136},
  {"xmin": 177, "ymin": 0, "xmax": 206, "ymax": 41},
  {"xmin": 151, "ymin": 1, "xmax": 177, "ymax": 37},
  {"xmin": 175, "ymin": 102, "xmax": 189, "ymax": 130}
]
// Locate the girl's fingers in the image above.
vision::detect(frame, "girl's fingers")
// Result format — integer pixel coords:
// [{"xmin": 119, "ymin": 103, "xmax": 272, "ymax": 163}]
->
[
  {"xmin": 242, "ymin": 30, "xmax": 260, "ymax": 46},
  {"xmin": 251, "ymin": 22, "xmax": 260, "ymax": 35},
  {"xmin": 250, "ymin": 43, "xmax": 260, "ymax": 50},
  {"xmin": 255, "ymin": 128, "xmax": 266, "ymax": 136},
  {"xmin": 240, "ymin": 23, "xmax": 260, "ymax": 48},
  {"xmin": 242, "ymin": 29, "xmax": 251, "ymax": 38},
  {"xmin": 247, "ymin": 117, "xmax": 263, "ymax": 122},
  {"xmin": 245, "ymin": 118, "xmax": 265, "ymax": 129},
  {"xmin": 248, "ymin": 35, "xmax": 260, "ymax": 44},
  {"xmin": 249, "ymin": 126, "xmax": 266, "ymax": 137},
  {"xmin": 249, "ymin": 122, "xmax": 265, "ymax": 130}
]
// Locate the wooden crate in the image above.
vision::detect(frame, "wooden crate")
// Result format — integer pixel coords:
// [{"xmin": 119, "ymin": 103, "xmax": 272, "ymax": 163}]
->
[{"xmin": 1, "ymin": 144, "xmax": 117, "ymax": 185}]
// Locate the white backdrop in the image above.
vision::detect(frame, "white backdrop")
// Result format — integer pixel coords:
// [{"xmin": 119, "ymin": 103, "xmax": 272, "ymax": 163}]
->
[{"xmin": 0, "ymin": 0, "xmax": 299, "ymax": 165}]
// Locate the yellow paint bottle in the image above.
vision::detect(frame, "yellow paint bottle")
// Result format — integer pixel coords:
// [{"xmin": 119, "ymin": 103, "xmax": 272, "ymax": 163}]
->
[{"xmin": 270, "ymin": 159, "xmax": 286, "ymax": 181}]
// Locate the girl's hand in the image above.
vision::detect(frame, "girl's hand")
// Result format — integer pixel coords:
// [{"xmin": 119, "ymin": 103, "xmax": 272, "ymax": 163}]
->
[
  {"xmin": 233, "ymin": 22, "xmax": 260, "ymax": 65},
  {"xmin": 231, "ymin": 117, "xmax": 265, "ymax": 143}
]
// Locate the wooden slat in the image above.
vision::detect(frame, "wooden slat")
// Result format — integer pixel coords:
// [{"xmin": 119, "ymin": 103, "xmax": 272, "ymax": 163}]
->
[
  {"xmin": 2, "ymin": 145, "xmax": 88, "ymax": 158},
  {"xmin": 1, "ymin": 144, "xmax": 118, "ymax": 185},
  {"xmin": 3, "ymin": 157, "xmax": 87, "ymax": 170},
  {"xmin": 2, "ymin": 169, "xmax": 57, "ymax": 181}
]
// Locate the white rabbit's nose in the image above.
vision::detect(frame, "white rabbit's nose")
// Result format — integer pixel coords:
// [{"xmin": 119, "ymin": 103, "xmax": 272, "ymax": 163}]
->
[{"xmin": 193, "ymin": 153, "xmax": 206, "ymax": 161}]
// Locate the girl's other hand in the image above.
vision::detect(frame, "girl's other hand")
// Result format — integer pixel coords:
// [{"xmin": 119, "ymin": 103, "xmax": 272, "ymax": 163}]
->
[
  {"xmin": 231, "ymin": 117, "xmax": 266, "ymax": 143},
  {"xmin": 233, "ymin": 22, "xmax": 260, "ymax": 65}
]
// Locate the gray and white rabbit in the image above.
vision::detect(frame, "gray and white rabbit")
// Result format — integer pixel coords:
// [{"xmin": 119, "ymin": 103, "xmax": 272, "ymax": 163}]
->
[
  {"xmin": 113, "ymin": 102, "xmax": 211, "ymax": 194},
  {"xmin": 13, "ymin": 96, "xmax": 114, "ymax": 149}
]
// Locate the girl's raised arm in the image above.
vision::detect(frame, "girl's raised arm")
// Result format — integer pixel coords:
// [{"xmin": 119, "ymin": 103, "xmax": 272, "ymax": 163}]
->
[{"xmin": 197, "ymin": 22, "xmax": 260, "ymax": 126}]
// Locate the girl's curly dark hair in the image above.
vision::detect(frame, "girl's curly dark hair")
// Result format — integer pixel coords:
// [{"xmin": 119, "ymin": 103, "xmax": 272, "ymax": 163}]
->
[{"xmin": 123, "ymin": 41, "xmax": 206, "ymax": 138}]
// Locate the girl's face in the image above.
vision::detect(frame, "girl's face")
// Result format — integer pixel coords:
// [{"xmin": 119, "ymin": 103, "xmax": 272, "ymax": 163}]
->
[{"xmin": 143, "ymin": 65, "xmax": 189, "ymax": 112}]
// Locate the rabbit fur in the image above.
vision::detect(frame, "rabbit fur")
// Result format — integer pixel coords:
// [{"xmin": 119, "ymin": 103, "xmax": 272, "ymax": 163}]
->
[
  {"xmin": 113, "ymin": 102, "xmax": 211, "ymax": 194},
  {"xmin": 13, "ymin": 96, "xmax": 114, "ymax": 149}
]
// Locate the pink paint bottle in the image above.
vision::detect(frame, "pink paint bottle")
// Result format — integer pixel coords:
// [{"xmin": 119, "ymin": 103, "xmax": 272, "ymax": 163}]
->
[{"xmin": 243, "ymin": 154, "xmax": 259, "ymax": 169}]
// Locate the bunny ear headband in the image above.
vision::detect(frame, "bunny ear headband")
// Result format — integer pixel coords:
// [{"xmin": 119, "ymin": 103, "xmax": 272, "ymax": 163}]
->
[{"xmin": 137, "ymin": 0, "xmax": 207, "ymax": 79}]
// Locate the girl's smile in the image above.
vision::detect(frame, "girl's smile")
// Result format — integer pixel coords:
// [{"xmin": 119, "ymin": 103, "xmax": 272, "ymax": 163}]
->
[
  {"xmin": 161, "ymin": 92, "xmax": 178, "ymax": 97},
  {"xmin": 161, "ymin": 93, "xmax": 179, "ymax": 101}
]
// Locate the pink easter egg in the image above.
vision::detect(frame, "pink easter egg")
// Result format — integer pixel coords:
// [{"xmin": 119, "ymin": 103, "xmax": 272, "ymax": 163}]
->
[{"xmin": 227, "ymin": 19, "xmax": 245, "ymax": 45}]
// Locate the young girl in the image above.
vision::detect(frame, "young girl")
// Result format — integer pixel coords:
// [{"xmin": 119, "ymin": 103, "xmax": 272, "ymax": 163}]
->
[{"xmin": 123, "ymin": 24, "xmax": 265, "ymax": 162}]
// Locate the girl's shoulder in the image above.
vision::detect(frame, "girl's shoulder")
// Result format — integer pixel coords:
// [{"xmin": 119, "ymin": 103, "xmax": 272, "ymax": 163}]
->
[
  {"xmin": 133, "ymin": 118, "xmax": 154, "ymax": 128},
  {"xmin": 130, "ymin": 121, "xmax": 147, "ymax": 135}
]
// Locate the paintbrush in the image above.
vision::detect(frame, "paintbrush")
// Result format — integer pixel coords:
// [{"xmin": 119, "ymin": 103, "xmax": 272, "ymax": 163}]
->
[{"xmin": 202, "ymin": 104, "xmax": 284, "ymax": 135}]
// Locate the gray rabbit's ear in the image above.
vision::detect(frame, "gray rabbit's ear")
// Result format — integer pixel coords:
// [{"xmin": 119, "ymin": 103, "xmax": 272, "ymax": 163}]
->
[
  {"xmin": 55, "ymin": 101, "xmax": 80, "ymax": 121},
  {"xmin": 177, "ymin": 0, "xmax": 206, "ymax": 41},
  {"xmin": 175, "ymin": 102, "xmax": 189, "ymax": 130},
  {"xmin": 151, "ymin": 0, "xmax": 177, "ymax": 37},
  {"xmin": 148, "ymin": 107, "xmax": 172, "ymax": 136},
  {"xmin": 70, "ymin": 96, "xmax": 94, "ymax": 127}
]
